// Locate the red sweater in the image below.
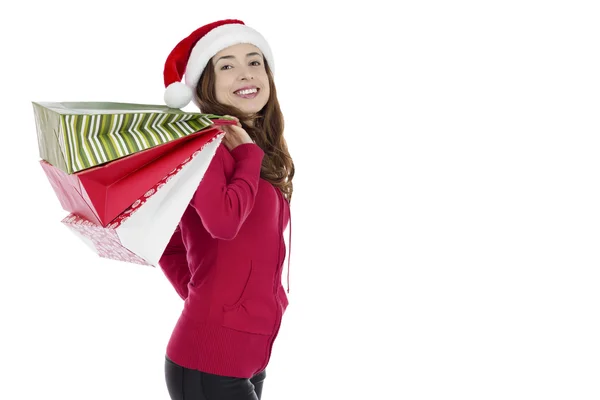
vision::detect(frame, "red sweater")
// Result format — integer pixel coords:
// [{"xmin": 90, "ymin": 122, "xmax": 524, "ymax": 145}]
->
[{"xmin": 159, "ymin": 142, "xmax": 292, "ymax": 378}]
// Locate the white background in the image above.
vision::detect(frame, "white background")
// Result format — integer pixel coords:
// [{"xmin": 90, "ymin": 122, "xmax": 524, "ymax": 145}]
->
[{"xmin": 1, "ymin": 1, "xmax": 600, "ymax": 399}]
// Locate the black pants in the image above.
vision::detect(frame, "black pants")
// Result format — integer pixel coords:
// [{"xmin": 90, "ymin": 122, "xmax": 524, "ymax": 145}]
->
[{"xmin": 165, "ymin": 356, "xmax": 267, "ymax": 400}]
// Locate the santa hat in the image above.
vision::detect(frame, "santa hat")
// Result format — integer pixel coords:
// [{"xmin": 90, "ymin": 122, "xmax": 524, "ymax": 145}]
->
[{"xmin": 163, "ymin": 19, "xmax": 275, "ymax": 109}]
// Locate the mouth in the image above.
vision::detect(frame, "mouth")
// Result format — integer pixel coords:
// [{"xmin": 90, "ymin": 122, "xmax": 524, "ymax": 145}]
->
[{"xmin": 233, "ymin": 87, "xmax": 260, "ymax": 99}]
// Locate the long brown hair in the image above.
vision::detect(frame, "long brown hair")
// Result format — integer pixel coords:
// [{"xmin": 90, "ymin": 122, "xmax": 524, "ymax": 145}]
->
[{"xmin": 195, "ymin": 57, "xmax": 294, "ymax": 204}]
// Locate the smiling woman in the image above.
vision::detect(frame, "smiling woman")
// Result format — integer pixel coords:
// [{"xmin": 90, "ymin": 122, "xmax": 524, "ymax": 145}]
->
[{"xmin": 158, "ymin": 19, "xmax": 294, "ymax": 400}]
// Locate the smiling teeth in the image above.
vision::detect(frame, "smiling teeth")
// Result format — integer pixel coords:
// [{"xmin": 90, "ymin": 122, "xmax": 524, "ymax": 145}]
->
[{"xmin": 236, "ymin": 88, "xmax": 258, "ymax": 95}]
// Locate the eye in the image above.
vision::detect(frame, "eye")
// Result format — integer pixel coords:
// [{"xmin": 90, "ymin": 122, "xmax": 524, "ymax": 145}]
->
[
  {"xmin": 220, "ymin": 64, "xmax": 233, "ymax": 70},
  {"xmin": 250, "ymin": 60, "xmax": 261, "ymax": 66}
]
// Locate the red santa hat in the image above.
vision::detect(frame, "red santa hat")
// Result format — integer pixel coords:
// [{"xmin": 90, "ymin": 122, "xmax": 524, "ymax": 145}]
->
[{"xmin": 163, "ymin": 19, "xmax": 275, "ymax": 109}]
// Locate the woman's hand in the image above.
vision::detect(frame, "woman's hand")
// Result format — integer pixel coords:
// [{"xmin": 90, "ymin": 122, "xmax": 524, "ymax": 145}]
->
[{"xmin": 220, "ymin": 116, "xmax": 254, "ymax": 151}]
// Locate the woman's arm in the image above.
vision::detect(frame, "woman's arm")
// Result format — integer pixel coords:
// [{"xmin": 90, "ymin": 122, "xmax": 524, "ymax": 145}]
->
[{"xmin": 190, "ymin": 143, "xmax": 264, "ymax": 240}]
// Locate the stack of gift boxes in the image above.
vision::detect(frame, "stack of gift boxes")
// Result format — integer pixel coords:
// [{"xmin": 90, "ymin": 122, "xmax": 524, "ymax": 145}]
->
[{"xmin": 33, "ymin": 101, "xmax": 235, "ymax": 266}]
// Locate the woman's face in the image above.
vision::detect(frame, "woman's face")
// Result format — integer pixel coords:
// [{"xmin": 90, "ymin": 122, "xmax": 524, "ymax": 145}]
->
[{"xmin": 212, "ymin": 43, "xmax": 270, "ymax": 115}]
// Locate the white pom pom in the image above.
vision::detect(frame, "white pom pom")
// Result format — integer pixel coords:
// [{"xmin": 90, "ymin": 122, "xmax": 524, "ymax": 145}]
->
[{"xmin": 164, "ymin": 82, "xmax": 194, "ymax": 109}]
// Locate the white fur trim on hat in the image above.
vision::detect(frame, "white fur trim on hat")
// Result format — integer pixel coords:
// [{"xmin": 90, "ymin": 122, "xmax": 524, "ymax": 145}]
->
[{"xmin": 184, "ymin": 24, "xmax": 275, "ymax": 90}]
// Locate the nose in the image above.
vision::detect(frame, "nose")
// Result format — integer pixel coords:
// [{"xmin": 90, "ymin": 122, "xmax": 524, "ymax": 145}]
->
[{"xmin": 238, "ymin": 65, "xmax": 254, "ymax": 80}]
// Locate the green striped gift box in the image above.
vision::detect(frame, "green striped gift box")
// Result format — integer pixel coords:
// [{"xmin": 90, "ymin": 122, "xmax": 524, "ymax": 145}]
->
[{"xmin": 32, "ymin": 101, "xmax": 231, "ymax": 174}]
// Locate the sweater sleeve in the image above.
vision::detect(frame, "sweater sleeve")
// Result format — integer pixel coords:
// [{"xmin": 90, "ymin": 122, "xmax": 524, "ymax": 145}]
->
[
  {"xmin": 191, "ymin": 143, "xmax": 264, "ymax": 240},
  {"xmin": 158, "ymin": 224, "xmax": 190, "ymax": 300}
]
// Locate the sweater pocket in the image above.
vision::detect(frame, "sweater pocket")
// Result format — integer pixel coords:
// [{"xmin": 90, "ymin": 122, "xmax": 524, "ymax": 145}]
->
[{"xmin": 222, "ymin": 261, "xmax": 278, "ymax": 336}]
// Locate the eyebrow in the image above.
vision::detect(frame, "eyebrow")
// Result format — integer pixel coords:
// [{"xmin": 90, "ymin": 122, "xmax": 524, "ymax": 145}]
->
[{"xmin": 215, "ymin": 52, "xmax": 262, "ymax": 63}]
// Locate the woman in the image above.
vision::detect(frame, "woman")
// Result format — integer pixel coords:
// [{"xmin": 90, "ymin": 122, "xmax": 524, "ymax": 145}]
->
[{"xmin": 158, "ymin": 19, "xmax": 294, "ymax": 400}]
